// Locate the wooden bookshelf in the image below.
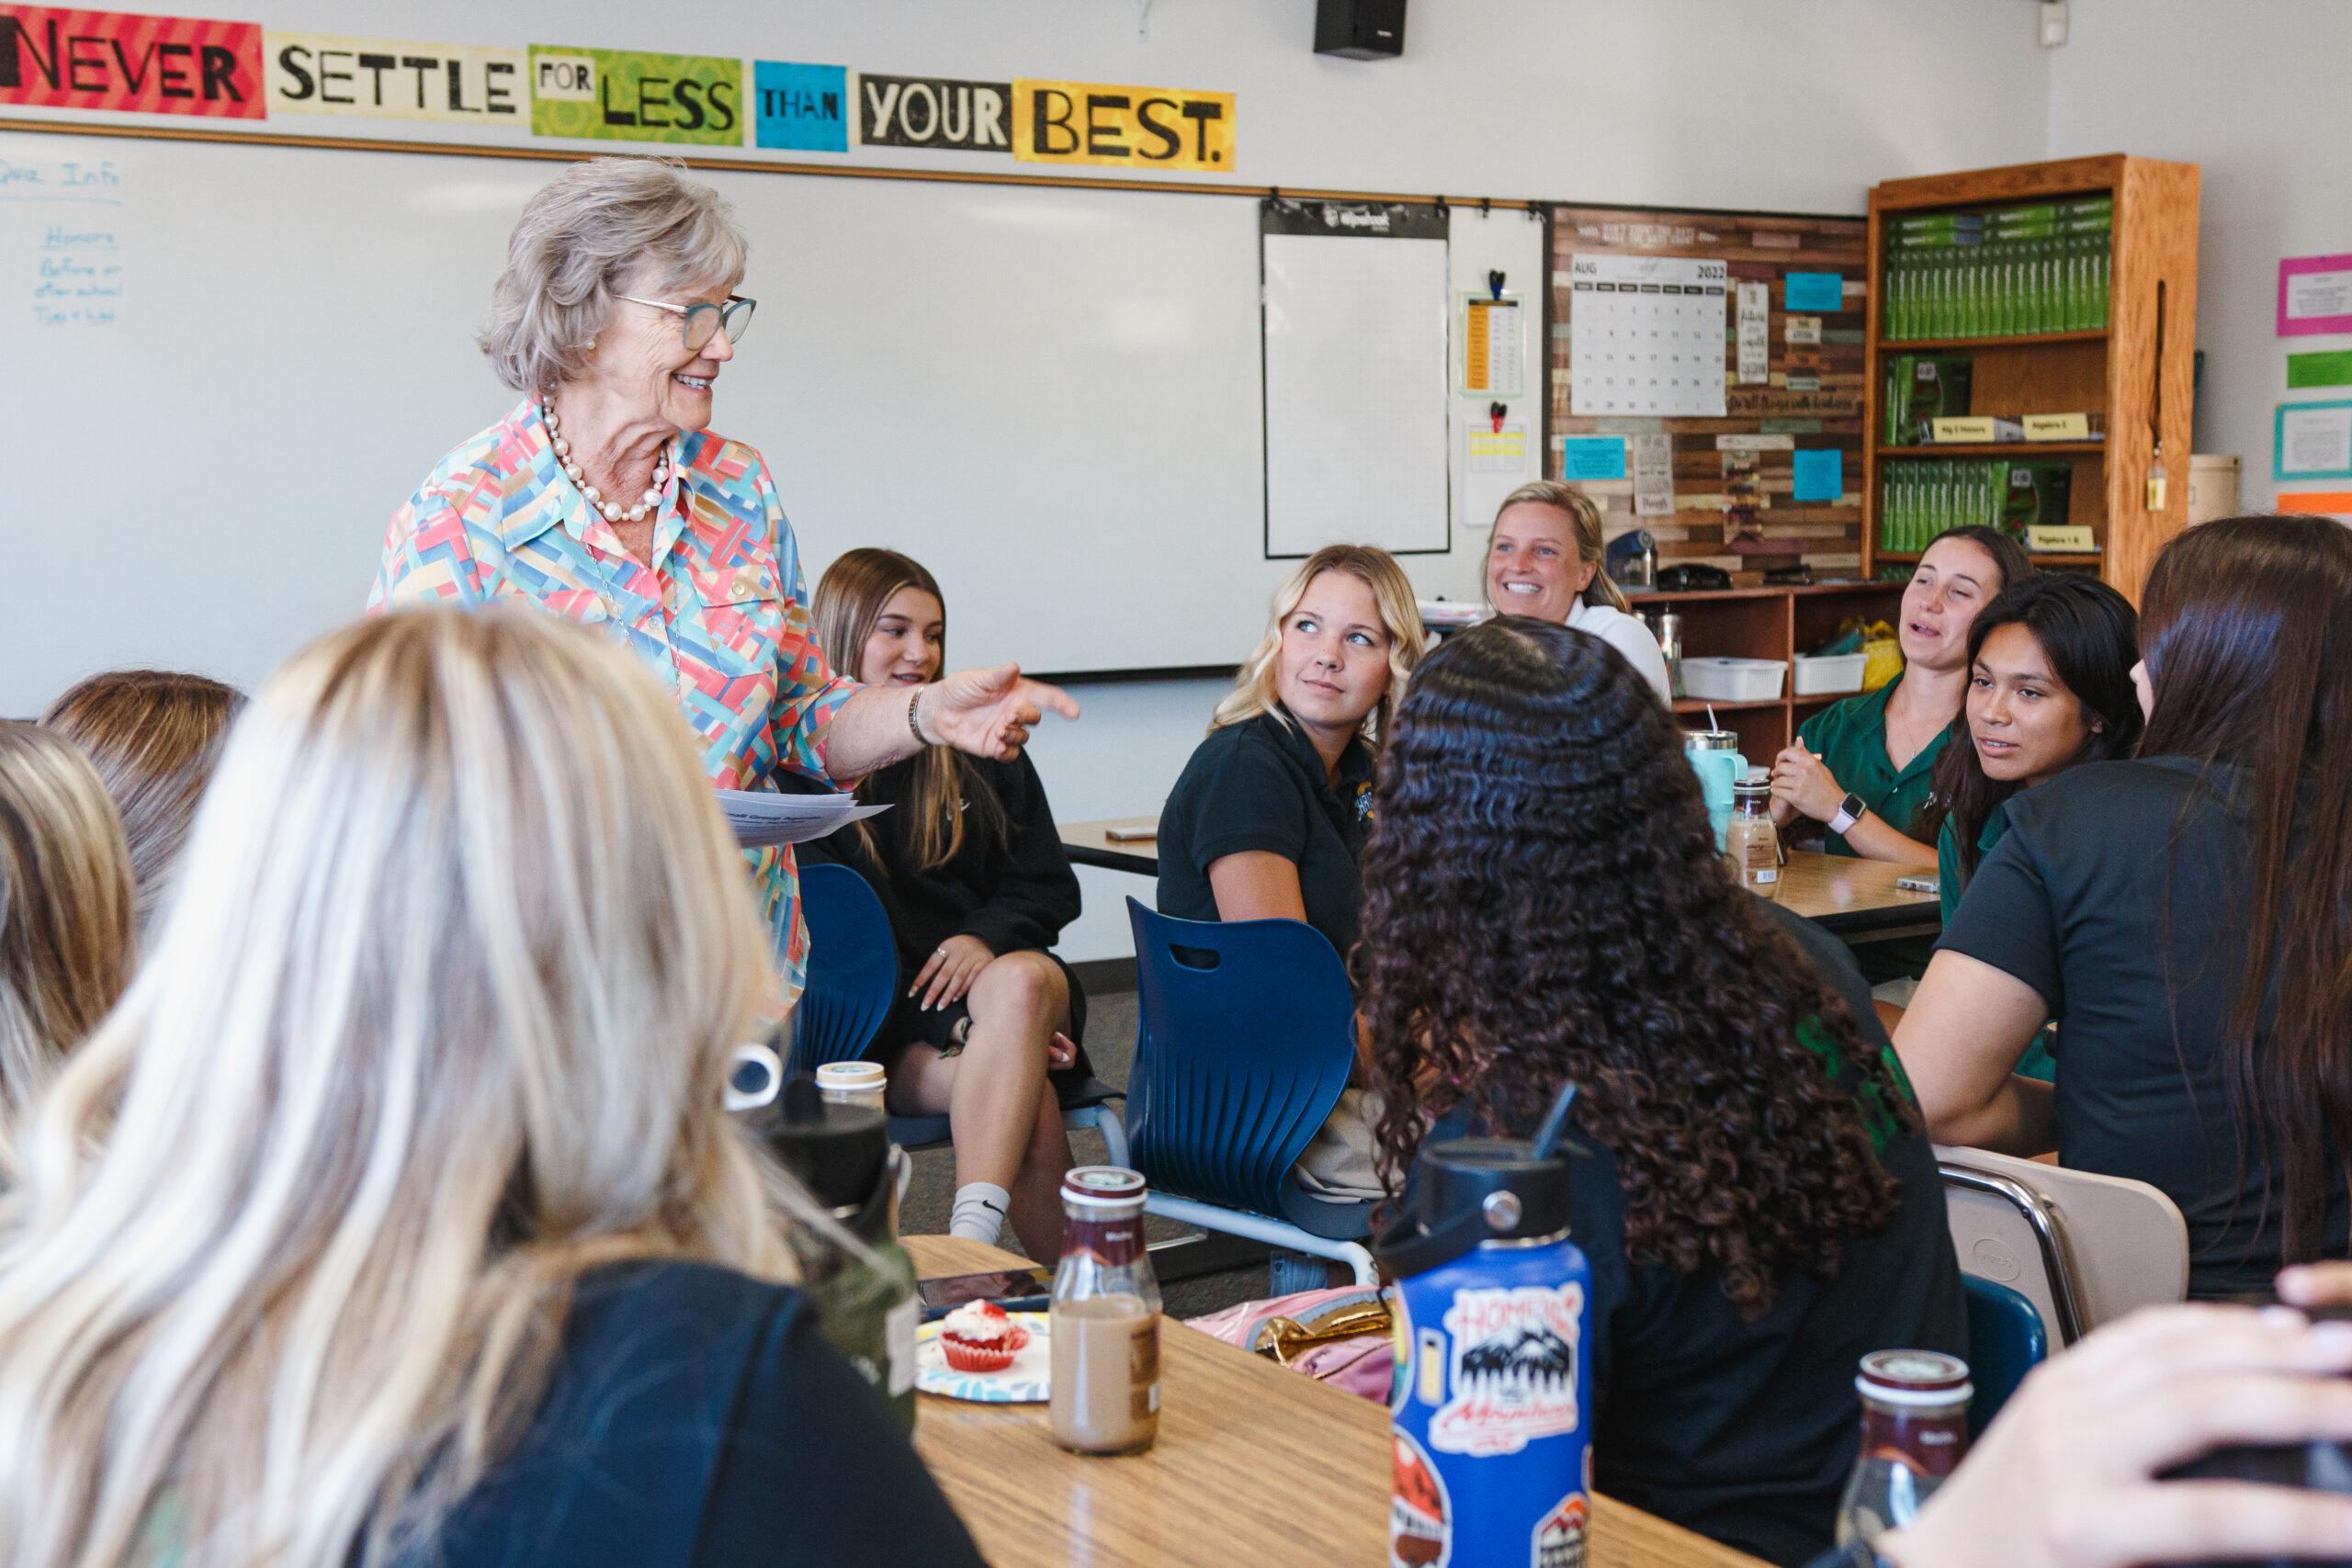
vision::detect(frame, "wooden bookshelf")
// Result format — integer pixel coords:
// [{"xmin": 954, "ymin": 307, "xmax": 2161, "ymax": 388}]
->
[
  {"xmin": 1632, "ymin": 581, "xmax": 1903, "ymax": 760},
  {"xmin": 1864, "ymin": 155, "xmax": 2199, "ymax": 603}
]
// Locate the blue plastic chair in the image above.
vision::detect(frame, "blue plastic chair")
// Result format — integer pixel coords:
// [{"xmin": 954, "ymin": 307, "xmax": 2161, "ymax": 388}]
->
[
  {"xmin": 793, "ymin": 862, "xmax": 1127, "ymax": 1165},
  {"xmin": 1962, "ymin": 1274, "xmax": 2048, "ymax": 1439},
  {"xmin": 788, "ymin": 863, "xmax": 899, "ymax": 1076},
  {"xmin": 1123, "ymin": 897, "xmax": 1377, "ymax": 1286}
]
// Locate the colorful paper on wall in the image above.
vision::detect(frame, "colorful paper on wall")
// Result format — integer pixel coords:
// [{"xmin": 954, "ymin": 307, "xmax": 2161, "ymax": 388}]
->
[
  {"xmin": 2279, "ymin": 254, "xmax": 2352, "ymax": 336},
  {"xmin": 2277, "ymin": 491, "xmax": 2352, "ymax": 520},
  {"xmin": 2288, "ymin": 349, "xmax": 2352, "ymax": 389},
  {"xmin": 1782, "ymin": 272, "xmax": 1842, "ymax": 312},
  {"xmin": 265, "ymin": 33, "xmax": 524, "ymax": 121},
  {"xmin": 852, "ymin": 73, "xmax": 1010, "ymax": 152},
  {"xmin": 752, "ymin": 60, "xmax": 847, "ymax": 152},
  {"xmin": 1792, "ymin": 447, "xmax": 1843, "ymax": 502},
  {"xmin": 0, "ymin": 6, "xmax": 265, "ymax": 118},
  {"xmin": 530, "ymin": 45, "xmax": 742, "ymax": 143},
  {"xmin": 1559, "ymin": 435, "xmax": 1627, "ymax": 481},
  {"xmin": 2276, "ymin": 400, "xmax": 2352, "ymax": 481},
  {"xmin": 1461, "ymin": 295, "xmax": 1522, "ymax": 395},
  {"xmin": 1012, "ymin": 79, "xmax": 1233, "ymax": 170}
]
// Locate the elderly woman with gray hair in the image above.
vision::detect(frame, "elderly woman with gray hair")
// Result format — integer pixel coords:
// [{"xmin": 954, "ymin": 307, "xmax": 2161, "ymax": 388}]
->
[{"xmin": 371, "ymin": 158, "xmax": 1075, "ymax": 1013}]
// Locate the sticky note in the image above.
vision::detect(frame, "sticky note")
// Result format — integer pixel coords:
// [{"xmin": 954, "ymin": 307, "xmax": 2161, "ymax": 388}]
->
[
  {"xmin": 1783, "ymin": 273, "xmax": 1844, "ymax": 312},
  {"xmin": 1792, "ymin": 448, "xmax": 1843, "ymax": 502},
  {"xmin": 1559, "ymin": 436, "xmax": 1627, "ymax": 481}
]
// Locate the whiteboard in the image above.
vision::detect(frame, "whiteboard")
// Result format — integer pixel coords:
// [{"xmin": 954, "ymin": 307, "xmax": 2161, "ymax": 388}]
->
[
  {"xmin": 1261, "ymin": 231, "xmax": 1451, "ymax": 558},
  {"xmin": 0, "ymin": 126, "xmax": 1342, "ymax": 713}
]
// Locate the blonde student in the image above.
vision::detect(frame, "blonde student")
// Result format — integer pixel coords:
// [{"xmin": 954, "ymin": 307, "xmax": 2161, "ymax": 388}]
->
[
  {"xmin": 0, "ymin": 608, "xmax": 983, "ymax": 1568},
  {"xmin": 1157, "ymin": 544, "xmax": 1427, "ymax": 1204},
  {"xmin": 0, "ymin": 723, "xmax": 135, "ymax": 1153},
  {"xmin": 1481, "ymin": 480, "xmax": 1672, "ymax": 702}
]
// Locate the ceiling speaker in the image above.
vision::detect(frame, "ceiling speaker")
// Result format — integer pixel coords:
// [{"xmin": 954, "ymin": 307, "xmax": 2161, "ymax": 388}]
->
[{"xmin": 1316, "ymin": 0, "xmax": 1405, "ymax": 61}]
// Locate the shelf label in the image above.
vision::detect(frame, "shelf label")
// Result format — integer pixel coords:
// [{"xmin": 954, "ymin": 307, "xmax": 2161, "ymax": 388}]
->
[
  {"xmin": 2021, "ymin": 412, "xmax": 2093, "ymax": 441},
  {"xmin": 2025, "ymin": 525, "xmax": 2098, "ymax": 552}
]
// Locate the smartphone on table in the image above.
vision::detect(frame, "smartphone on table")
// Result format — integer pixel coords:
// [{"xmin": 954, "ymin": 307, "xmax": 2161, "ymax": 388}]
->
[{"xmin": 916, "ymin": 1266, "xmax": 1057, "ymax": 1321}]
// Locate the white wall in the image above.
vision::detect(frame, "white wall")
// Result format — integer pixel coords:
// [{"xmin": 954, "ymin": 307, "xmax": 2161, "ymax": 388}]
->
[
  {"xmin": 2044, "ymin": 0, "xmax": 2342, "ymax": 511},
  {"xmin": 4, "ymin": 0, "xmax": 2060, "ymax": 959}
]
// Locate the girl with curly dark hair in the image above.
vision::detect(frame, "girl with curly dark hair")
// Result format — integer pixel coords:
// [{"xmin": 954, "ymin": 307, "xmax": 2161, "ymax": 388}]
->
[{"xmin": 1358, "ymin": 617, "xmax": 1963, "ymax": 1568}]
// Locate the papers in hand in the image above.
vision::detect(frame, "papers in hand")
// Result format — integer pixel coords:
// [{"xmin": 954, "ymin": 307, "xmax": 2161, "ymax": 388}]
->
[{"xmin": 718, "ymin": 789, "xmax": 890, "ymax": 849}]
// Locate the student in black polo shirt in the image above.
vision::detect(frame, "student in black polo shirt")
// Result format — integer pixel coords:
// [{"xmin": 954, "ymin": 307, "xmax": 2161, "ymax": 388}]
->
[
  {"xmin": 1158, "ymin": 543, "xmax": 1428, "ymax": 1198},
  {"xmin": 1899, "ymin": 516, "xmax": 2352, "ymax": 1298},
  {"xmin": 1358, "ymin": 618, "xmax": 1963, "ymax": 1567}
]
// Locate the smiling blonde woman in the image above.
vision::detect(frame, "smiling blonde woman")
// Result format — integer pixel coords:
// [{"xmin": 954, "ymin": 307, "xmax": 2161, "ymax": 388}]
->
[
  {"xmin": 0, "ymin": 608, "xmax": 982, "ymax": 1568},
  {"xmin": 1481, "ymin": 480, "xmax": 1672, "ymax": 702}
]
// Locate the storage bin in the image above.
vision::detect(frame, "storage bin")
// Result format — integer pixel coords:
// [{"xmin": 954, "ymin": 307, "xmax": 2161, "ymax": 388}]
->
[
  {"xmin": 1792, "ymin": 651, "xmax": 1868, "ymax": 696},
  {"xmin": 1679, "ymin": 657, "xmax": 1787, "ymax": 703},
  {"xmin": 2188, "ymin": 455, "xmax": 2240, "ymax": 526}
]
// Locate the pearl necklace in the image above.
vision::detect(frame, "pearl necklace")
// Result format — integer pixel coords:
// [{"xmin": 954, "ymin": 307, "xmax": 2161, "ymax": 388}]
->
[{"xmin": 538, "ymin": 398, "xmax": 670, "ymax": 525}]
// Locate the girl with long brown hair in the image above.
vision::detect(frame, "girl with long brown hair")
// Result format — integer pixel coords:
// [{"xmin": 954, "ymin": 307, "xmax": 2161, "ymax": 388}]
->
[
  {"xmin": 1358, "ymin": 617, "xmax": 1962, "ymax": 1567},
  {"xmin": 806, "ymin": 548, "xmax": 1082, "ymax": 1258},
  {"xmin": 1903, "ymin": 514, "xmax": 2352, "ymax": 1297}
]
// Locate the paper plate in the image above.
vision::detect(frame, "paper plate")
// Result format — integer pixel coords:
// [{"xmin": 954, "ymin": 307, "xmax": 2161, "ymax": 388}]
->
[{"xmin": 916, "ymin": 1312, "xmax": 1051, "ymax": 1403}]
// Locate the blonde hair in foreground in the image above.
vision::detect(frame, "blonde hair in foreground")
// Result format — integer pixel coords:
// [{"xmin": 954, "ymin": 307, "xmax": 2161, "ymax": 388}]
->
[
  {"xmin": 0, "ymin": 723, "xmax": 135, "ymax": 1148},
  {"xmin": 0, "ymin": 607, "xmax": 810, "ymax": 1568},
  {"xmin": 1212, "ymin": 543, "xmax": 1427, "ymax": 743}
]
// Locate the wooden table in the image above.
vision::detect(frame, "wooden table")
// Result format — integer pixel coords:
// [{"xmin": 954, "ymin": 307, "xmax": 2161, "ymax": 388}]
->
[
  {"xmin": 1777, "ymin": 850, "xmax": 1941, "ymax": 940},
  {"xmin": 1059, "ymin": 816, "xmax": 1161, "ymax": 876},
  {"xmin": 906, "ymin": 1235, "xmax": 1768, "ymax": 1568},
  {"xmin": 1060, "ymin": 818, "xmax": 1939, "ymax": 942}
]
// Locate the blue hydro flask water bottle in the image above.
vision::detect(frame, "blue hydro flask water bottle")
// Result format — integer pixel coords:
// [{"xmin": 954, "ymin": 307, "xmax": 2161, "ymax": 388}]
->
[{"xmin": 1378, "ymin": 1083, "xmax": 1593, "ymax": 1568}]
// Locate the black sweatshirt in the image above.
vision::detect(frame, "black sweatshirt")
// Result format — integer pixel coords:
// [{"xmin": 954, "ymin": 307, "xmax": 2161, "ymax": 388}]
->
[{"xmin": 795, "ymin": 750, "xmax": 1081, "ymax": 970}]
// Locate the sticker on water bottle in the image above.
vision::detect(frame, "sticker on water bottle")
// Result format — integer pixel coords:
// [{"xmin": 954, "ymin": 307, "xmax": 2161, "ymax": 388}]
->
[
  {"xmin": 1532, "ymin": 1492, "xmax": 1589, "ymax": 1568},
  {"xmin": 1430, "ymin": 1283, "xmax": 1585, "ymax": 1457},
  {"xmin": 1390, "ymin": 1429, "xmax": 1452, "ymax": 1568}
]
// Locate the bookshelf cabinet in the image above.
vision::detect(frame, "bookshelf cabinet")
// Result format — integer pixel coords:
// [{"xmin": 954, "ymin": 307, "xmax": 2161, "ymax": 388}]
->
[
  {"xmin": 1863, "ymin": 155, "xmax": 2200, "ymax": 602},
  {"xmin": 1633, "ymin": 581, "xmax": 1903, "ymax": 758}
]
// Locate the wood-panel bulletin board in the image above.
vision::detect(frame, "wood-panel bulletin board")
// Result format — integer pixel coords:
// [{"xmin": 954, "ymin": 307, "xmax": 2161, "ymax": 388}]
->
[{"xmin": 1548, "ymin": 207, "xmax": 1870, "ymax": 581}]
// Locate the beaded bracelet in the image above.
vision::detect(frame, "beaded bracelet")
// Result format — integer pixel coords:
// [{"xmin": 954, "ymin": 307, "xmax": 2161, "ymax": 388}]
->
[{"xmin": 908, "ymin": 683, "xmax": 931, "ymax": 748}]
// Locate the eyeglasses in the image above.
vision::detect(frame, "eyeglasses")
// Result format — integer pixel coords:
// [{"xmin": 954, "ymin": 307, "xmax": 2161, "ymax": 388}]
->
[{"xmin": 615, "ymin": 293, "xmax": 756, "ymax": 354}]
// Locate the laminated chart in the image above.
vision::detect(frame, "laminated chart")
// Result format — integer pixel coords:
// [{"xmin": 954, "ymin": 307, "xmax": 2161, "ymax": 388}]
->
[{"xmin": 1566, "ymin": 254, "xmax": 1728, "ymax": 418}]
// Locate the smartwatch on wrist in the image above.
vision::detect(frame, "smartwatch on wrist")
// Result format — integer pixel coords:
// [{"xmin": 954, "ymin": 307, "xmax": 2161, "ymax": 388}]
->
[{"xmin": 1827, "ymin": 792, "xmax": 1868, "ymax": 836}]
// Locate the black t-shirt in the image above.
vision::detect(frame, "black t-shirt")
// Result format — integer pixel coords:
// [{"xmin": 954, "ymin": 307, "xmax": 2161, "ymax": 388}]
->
[
  {"xmin": 1415, "ymin": 901, "xmax": 1965, "ymax": 1567},
  {"xmin": 1156, "ymin": 708, "xmax": 1375, "ymax": 960},
  {"xmin": 796, "ymin": 750, "xmax": 1081, "ymax": 969},
  {"xmin": 1937, "ymin": 757, "xmax": 2352, "ymax": 1298},
  {"xmin": 419, "ymin": 1261, "xmax": 985, "ymax": 1568}
]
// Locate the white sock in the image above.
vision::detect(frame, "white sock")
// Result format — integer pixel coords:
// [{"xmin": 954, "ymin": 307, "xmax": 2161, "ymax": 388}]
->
[{"xmin": 949, "ymin": 1182, "xmax": 1012, "ymax": 1247}]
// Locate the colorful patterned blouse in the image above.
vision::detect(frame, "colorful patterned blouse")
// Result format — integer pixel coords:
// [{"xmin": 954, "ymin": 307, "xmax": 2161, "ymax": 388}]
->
[{"xmin": 368, "ymin": 398, "xmax": 857, "ymax": 1008}]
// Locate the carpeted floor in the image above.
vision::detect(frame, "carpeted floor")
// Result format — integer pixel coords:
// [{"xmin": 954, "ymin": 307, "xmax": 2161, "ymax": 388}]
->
[{"xmin": 895, "ymin": 987, "xmax": 1277, "ymax": 1320}]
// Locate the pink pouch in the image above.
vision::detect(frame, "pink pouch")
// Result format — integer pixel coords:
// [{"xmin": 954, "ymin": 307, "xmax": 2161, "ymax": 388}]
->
[{"xmin": 1185, "ymin": 1286, "xmax": 1395, "ymax": 1404}]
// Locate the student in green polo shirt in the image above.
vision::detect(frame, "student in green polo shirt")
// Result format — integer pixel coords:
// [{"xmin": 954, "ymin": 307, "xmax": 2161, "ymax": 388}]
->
[
  {"xmin": 1916, "ymin": 573, "xmax": 2143, "ymax": 1079},
  {"xmin": 1770, "ymin": 527, "xmax": 2031, "ymax": 983}
]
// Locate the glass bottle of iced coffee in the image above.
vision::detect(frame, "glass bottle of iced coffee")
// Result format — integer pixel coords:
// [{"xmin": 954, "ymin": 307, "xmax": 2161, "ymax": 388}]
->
[
  {"xmin": 1049, "ymin": 1167, "xmax": 1162, "ymax": 1456},
  {"xmin": 1726, "ymin": 770, "xmax": 1782, "ymax": 901}
]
